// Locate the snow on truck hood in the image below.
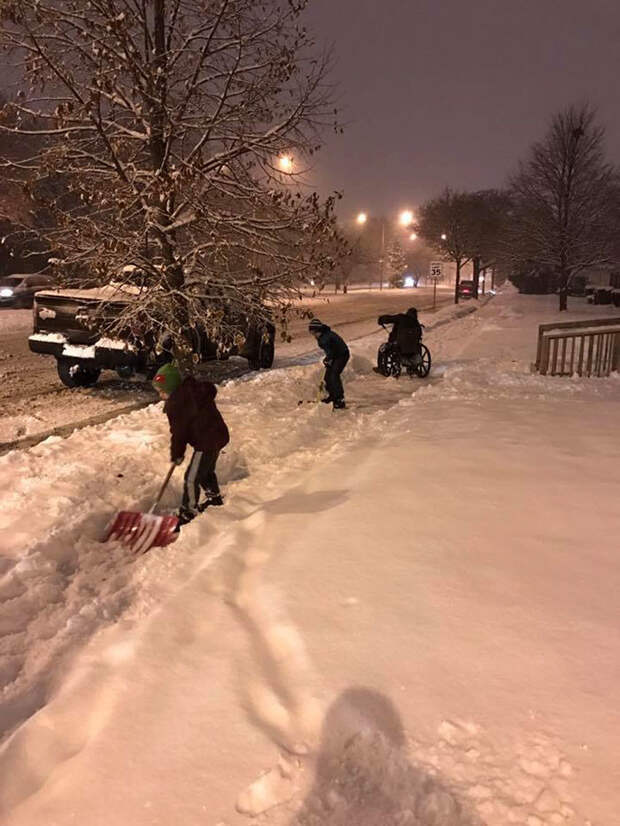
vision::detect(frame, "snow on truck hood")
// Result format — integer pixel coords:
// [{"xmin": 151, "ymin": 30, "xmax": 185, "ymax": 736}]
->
[{"xmin": 35, "ymin": 282, "xmax": 143, "ymax": 302}]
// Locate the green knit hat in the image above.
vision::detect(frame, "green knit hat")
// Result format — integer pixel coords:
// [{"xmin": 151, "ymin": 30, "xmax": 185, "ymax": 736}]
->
[{"xmin": 152, "ymin": 362, "xmax": 182, "ymax": 395}]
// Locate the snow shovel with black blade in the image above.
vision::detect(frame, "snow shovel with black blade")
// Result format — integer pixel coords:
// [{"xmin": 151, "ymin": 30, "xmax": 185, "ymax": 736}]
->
[{"xmin": 102, "ymin": 463, "xmax": 179, "ymax": 553}]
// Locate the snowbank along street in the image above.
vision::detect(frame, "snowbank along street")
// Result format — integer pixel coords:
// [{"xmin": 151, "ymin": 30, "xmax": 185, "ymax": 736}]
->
[
  {"xmin": 0, "ymin": 287, "xmax": 451, "ymax": 450},
  {"xmin": 0, "ymin": 288, "xmax": 619, "ymax": 826}
]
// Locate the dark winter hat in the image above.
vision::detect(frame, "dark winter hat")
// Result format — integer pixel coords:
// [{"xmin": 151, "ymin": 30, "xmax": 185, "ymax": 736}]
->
[
  {"xmin": 152, "ymin": 362, "xmax": 182, "ymax": 395},
  {"xmin": 309, "ymin": 318, "xmax": 324, "ymax": 332},
  {"xmin": 406, "ymin": 307, "xmax": 418, "ymax": 318}
]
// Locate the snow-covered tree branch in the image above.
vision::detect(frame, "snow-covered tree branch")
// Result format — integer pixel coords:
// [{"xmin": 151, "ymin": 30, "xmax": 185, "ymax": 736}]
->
[{"xmin": 0, "ymin": 0, "xmax": 344, "ymax": 356}]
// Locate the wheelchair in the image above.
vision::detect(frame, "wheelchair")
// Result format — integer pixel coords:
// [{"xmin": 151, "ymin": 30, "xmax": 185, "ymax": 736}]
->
[{"xmin": 376, "ymin": 324, "xmax": 431, "ymax": 379}]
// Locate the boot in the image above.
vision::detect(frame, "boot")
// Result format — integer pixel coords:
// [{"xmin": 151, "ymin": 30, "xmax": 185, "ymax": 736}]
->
[
  {"xmin": 198, "ymin": 494, "xmax": 224, "ymax": 512},
  {"xmin": 174, "ymin": 507, "xmax": 197, "ymax": 531},
  {"xmin": 320, "ymin": 396, "xmax": 333, "ymax": 404},
  {"xmin": 332, "ymin": 398, "xmax": 346, "ymax": 410}
]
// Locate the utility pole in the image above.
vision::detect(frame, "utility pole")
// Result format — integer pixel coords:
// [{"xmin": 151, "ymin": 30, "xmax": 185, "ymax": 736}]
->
[{"xmin": 380, "ymin": 219, "xmax": 385, "ymax": 291}]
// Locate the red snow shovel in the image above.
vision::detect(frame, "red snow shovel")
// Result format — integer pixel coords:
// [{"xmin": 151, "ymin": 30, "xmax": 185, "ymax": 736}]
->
[{"xmin": 102, "ymin": 463, "xmax": 179, "ymax": 553}]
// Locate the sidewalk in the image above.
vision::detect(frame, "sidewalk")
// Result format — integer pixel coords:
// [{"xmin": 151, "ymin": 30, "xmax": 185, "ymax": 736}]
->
[{"xmin": 1, "ymin": 288, "xmax": 619, "ymax": 826}]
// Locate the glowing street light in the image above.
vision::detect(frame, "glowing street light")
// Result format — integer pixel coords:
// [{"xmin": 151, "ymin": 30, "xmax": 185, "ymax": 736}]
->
[
  {"xmin": 278, "ymin": 154, "xmax": 293, "ymax": 173},
  {"xmin": 355, "ymin": 209, "xmax": 418, "ymax": 289},
  {"xmin": 441, "ymin": 232, "xmax": 447, "ymax": 240}
]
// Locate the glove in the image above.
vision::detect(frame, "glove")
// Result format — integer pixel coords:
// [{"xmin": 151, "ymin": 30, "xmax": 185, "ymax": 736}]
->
[{"xmin": 323, "ymin": 357, "xmax": 333, "ymax": 367}]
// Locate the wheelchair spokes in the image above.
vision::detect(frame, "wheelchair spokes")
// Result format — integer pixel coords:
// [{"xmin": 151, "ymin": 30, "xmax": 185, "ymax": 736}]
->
[{"xmin": 377, "ymin": 342, "xmax": 431, "ymax": 379}]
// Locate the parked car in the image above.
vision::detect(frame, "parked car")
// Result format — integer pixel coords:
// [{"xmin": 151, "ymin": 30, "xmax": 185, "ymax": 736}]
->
[
  {"xmin": 568, "ymin": 275, "xmax": 588, "ymax": 296},
  {"xmin": 457, "ymin": 279, "xmax": 474, "ymax": 299},
  {"xmin": 0, "ymin": 273, "xmax": 55, "ymax": 308},
  {"xmin": 29, "ymin": 283, "xmax": 276, "ymax": 388},
  {"xmin": 594, "ymin": 287, "xmax": 613, "ymax": 305}
]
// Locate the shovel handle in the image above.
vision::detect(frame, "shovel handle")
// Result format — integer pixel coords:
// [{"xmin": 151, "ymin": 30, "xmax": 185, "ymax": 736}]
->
[{"xmin": 149, "ymin": 463, "xmax": 177, "ymax": 514}]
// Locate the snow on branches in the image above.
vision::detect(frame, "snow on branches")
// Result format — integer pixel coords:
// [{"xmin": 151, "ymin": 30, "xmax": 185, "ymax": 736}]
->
[{"xmin": 0, "ymin": 0, "xmax": 344, "ymax": 352}]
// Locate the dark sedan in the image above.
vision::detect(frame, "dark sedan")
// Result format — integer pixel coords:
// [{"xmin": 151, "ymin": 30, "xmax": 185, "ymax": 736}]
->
[
  {"xmin": 457, "ymin": 279, "xmax": 474, "ymax": 299},
  {"xmin": 0, "ymin": 273, "xmax": 55, "ymax": 308}
]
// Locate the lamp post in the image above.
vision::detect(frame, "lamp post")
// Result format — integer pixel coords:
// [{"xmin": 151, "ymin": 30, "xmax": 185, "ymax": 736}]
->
[{"xmin": 356, "ymin": 209, "xmax": 415, "ymax": 291}]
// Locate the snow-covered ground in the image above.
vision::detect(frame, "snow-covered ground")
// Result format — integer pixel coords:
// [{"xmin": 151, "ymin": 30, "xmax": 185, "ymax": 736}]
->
[
  {"xmin": 0, "ymin": 287, "xmax": 451, "ymax": 448},
  {"xmin": 0, "ymin": 287, "xmax": 619, "ymax": 826}
]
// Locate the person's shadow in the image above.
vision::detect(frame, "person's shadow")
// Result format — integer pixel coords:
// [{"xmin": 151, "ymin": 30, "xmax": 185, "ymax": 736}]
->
[{"xmin": 290, "ymin": 687, "xmax": 481, "ymax": 826}]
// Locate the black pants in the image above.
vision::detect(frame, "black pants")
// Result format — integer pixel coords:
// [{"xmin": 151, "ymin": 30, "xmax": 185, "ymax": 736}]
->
[
  {"xmin": 324, "ymin": 354, "xmax": 349, "ymax": 402},
  {"xmin": 182, "ymin": 449, "xmax": 221, "ymax": 515}
]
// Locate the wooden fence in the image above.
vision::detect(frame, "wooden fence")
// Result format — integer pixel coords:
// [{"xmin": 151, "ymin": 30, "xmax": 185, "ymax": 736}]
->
[{"xmin": 534, "ymin": 317, "xmax": 620, "ymax": 377}]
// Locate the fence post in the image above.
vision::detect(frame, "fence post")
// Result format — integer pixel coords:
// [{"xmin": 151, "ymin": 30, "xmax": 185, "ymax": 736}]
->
[{"xmin": 539, "ymin": 334, "xmax": 549, "ymax": 375}]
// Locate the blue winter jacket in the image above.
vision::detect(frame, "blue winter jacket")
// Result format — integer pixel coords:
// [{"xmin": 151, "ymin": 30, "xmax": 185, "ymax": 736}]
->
[{"xmin": 316, "ymin": 325, "xmax": 350, "ymax": 362}]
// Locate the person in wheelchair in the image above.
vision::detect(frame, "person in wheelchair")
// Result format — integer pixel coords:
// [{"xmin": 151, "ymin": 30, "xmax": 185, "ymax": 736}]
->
[
  {"xmin": 376, "ymin": 307, "xmax": 431, "ymax": 378},
  {"xmin": 377, "ymin": 307, "xmax": 422, "ymax": 359}
]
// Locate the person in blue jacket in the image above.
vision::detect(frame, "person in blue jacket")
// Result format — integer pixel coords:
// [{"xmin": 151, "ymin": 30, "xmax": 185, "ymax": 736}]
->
[{"xmin": 309, "ymin": 318, "xmax": 350, "ymax": 409}]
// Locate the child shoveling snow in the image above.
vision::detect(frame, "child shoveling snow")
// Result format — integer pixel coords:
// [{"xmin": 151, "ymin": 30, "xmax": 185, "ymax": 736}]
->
[{"xmin": 153, "ymin": 363, "xmax": 230, "ymax": 528}]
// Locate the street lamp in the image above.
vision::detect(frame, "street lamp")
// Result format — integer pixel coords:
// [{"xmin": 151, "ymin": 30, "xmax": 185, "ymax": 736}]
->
[
  {"xmin": 441, "ymin": 233, "xmax": 447, "ymax": 241},
  {"xmin": 356, "ymin": 209, "xmax": 417, "ymax": 290},
  {"xmin": 278, "ymin": 154, "xmax": 293, "ymax": 173}
]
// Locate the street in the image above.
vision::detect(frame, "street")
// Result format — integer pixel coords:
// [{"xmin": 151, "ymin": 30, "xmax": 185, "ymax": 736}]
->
[{"xmin": 0, "ymin": 287, "xmax": 452, "ymax": 448}]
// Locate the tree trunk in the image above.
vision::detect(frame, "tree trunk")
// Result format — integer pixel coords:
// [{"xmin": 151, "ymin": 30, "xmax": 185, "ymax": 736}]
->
[
  {"xmin": 454, "ymin": 260, "xmax": 461, "ymax": 304},
  {"xmin": 558, "ymin": 265, "xmax": 568, "ymax": 311},
  {"xmin": 473, "ymin": 257, "xmax": 481, "ymax": 299}
]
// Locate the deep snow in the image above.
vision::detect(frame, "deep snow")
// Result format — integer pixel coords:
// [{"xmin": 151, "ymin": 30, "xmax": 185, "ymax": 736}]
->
[{"xmin": 0, "ymin": 287, "xmax": 619, "ymax": 826}]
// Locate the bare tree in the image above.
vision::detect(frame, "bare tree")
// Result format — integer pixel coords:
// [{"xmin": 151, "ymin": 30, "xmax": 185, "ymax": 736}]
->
[
  {"xmin": 417, "ymin": 189, "xmax": 475, "ymax": 304},
  {"xmin": 509, "ymin": 104, "xmax": 618, "ymax": 311},
  {"xmin": 0, "ymin": 0, "xmax": 342, "ymax": 358},
  {"xmin": 467, "ymin": 189, "xmax": 512, "ymax": 298}
]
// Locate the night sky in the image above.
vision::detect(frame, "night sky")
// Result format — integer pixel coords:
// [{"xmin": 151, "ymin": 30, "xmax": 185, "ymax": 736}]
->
[{"xmin": 304, "ymin": 0, "xmax": 620, "ymax": 218}]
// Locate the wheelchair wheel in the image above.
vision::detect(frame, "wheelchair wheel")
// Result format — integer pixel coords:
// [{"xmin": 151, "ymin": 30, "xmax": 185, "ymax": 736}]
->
[
  {"xmin": 415, "ymin": 344, "xmax": 431, "ymax": 377},
  {"xmin": 377, "ymin": 343, "xmax": 401, "ymax": 377}
]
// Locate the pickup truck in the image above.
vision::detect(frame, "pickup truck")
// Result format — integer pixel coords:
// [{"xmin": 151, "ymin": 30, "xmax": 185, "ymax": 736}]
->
[{"xmin": 29, "ymin": 284, "xmax": 276, "ymax": 388}]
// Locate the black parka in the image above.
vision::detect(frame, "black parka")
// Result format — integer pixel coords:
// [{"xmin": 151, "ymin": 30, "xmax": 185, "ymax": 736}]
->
[{"xmin": 378, "ymin": 310, "xmax": 422, "ymax": 354}]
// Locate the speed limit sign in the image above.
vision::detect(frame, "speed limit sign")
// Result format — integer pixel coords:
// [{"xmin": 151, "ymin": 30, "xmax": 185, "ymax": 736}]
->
[{"xmin": 429, "ymin": 262, "xmax": 443, "ymax": 309}]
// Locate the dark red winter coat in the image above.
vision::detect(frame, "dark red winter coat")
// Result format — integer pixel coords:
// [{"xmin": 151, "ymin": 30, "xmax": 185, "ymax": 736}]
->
[{"xmin": 164, "ymin": 377, "xmax": 230, "ymax": 463}]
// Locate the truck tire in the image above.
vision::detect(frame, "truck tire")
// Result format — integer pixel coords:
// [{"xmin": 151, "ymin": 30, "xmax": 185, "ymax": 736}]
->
[{"xmin": 57, "ymin": 358, "xmax": 101, "ymax": 388}]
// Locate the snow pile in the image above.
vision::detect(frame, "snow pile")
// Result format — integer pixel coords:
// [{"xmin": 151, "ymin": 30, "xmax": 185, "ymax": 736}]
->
[
  {"xmin": 0, "ymin": 288, "xmax": 619, "ymax": 826},
  {"xmin": 28, "ymin": 332, "xmax": 67, "ymax": 344},
  {"xmin": 96, "ymin": 337, "xmax": 135, "ymax": 351},
  {"xmin": 61, "ymin": 343, "xmax": 96, "ymax": 358}
]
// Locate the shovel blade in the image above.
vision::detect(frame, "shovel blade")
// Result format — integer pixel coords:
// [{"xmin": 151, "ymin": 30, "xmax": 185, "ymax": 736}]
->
[{"xmin": 102, "ymin": 511, "xmax": 179, "ymax": 552}]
